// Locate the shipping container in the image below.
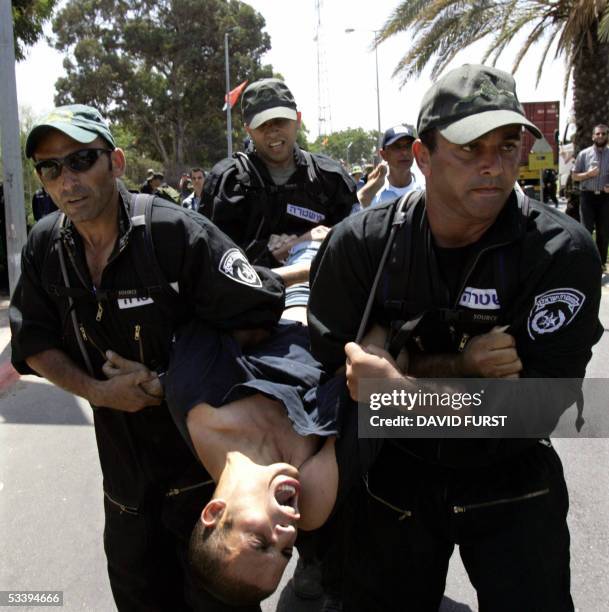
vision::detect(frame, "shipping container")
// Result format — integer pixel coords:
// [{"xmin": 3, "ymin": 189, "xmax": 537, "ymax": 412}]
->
[{"xmin": 518, "ymin": 102, "xmax": 559, "ymax": 197}]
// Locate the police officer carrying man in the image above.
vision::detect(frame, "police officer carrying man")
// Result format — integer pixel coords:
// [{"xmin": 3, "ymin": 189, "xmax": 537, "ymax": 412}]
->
[
  {"xmin": 308, "ymin": 65, "xmax": 603, "ymax": 611},
  {"xmin": 201, "ymin": 78, "xmax": 356, "ymax": 275},
  {"xmin": 10, "ymin": 104, "xmax": 285, "ymax": 611}
]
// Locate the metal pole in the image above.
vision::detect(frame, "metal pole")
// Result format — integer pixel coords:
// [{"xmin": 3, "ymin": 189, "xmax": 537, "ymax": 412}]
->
[
  {"xmin": 374, "ymin": 31, "xmax": 382, "ymax": 151},
  {"xmin": 0, "ymin": 0, "xmax": 28, "ymax": 296},
  {"xmin": 224, "ymin": 31, "xmax": 233, "ymax": 157}
]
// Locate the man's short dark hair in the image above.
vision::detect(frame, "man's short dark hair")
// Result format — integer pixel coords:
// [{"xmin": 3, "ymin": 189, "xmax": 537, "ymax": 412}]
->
[
  {"xmin": 419, "ymin": 129, "xmax": 437, "ymax": 154},
  {"xmin": 191, "ymin": 167, "xmax": 205, "ymax": 176},
  {"xmin": 189, "ymin": 518, "xmax": 274, "ymax": 605},
  {"xmin": 593, "ymin": 124, "xmax": 608, "ymax": 133}
]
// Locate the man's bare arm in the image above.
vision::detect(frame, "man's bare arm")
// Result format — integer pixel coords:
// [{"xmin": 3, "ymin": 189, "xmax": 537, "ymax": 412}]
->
[
  {"xmin": 572, "ymin": 166, "xmax": 599, "ymax": 182},
  {"xmin": 297, "ymin": 437, "xmax": 339, "ymax": 531},
  {"xmin": 357, "ymin": 163, "xmax": 387, "ymax": 208},
  {"xmin": 272, "ymin": 262, "xmax": 310, "ymax": 286},
  {"xmin": 27, "ymin": 349, "xmax": 161, "ymax": 412}
]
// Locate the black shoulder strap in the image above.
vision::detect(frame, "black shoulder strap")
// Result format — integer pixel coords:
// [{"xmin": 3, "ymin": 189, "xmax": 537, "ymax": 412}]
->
[
  {"xmin": 299, "ymin": 150, "xmax": 328, "ymax": 205},
  {"xmin": 129, "ymin": 193, "xmax": 182, "ymax": 313},
  {"xmin": 355, "ymin": 192, "xmax": 418, "ymax": 344},
  {"xmin": 380, "ymin": 194, "xmax": 426, "ymax": 356},
  {"xmin": 234, "ymin": 152, "xmax": 265, "ymax": 189},
  {"xmin": 54, "ymin": 212, "xmax": 95, "ymax": 376},
  {"xmin": 300, "ymin": 150, "xmax": 320, "ymax": 183},
  {"xmin": 516, "ymin": 189, "xmax": 531, "ymax": 220}
]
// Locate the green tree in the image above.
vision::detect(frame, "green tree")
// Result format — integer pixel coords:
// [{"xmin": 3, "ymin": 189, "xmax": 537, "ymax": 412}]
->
[
  {"xmin": 11, "ymin": 0, "xmax": 58, "ymax": 61},
  {"xmin": 310, "ymin": 128, "xmax": 379, "ymax": 164},
  {"xmin": 51, "ymin": 0, "xmax": 274, "ymax": 182},
  {"xmin": 377, "ymin": 0, "xmax": 609, "ymax": 152},
  {"xmin": 296, "ymin": 120, "xmax": 310, "ymax": 151}
]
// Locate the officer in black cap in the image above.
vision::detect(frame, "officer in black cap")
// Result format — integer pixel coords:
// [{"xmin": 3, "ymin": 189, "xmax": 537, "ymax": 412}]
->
[
  {"xmin": 308, "ymin": 64, "xmax": 603, "ymax": 611},
  {"xmin": 201, "ymin": 78, "xmax": 357, "ymax": 311}
]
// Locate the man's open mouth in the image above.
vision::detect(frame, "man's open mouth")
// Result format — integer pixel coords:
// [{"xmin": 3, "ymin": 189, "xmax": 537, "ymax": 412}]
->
[{"xmin": 273, "ymin": 476, "xmax": 300, "ymax": 513}]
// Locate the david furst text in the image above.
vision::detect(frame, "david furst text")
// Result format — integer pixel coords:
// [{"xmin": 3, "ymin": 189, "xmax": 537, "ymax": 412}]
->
[{"xmin": 369, "ymin": 414, "xmax": 508, "ymax": 428}]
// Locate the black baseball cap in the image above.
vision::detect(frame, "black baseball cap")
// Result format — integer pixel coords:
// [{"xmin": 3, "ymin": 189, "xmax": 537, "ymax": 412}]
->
[
  {"xmin": 417, "ymin": 64, "xmax": 542, "ymax": 144},
  {"xmin": 381, "ymin": 124, "xmax": 417, "ymax": 148},
  {"xmin": 241, "ymin": 78, "xmax": 298, "ymax": 129},
  {"xmin": 26, "ymin": 104, "xmax": 116, "ymax": 158}
]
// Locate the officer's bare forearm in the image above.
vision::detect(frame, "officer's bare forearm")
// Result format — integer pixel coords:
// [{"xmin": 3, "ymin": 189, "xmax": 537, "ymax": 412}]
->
[
  {"xmin": 26, "ymin": 349, "xmax": 102, "ymax": 404},
  {"xmin": 27, "ymin": 349, "xmax": 161, "ymax": 411},
  {"xmin": 272, "ymin": 262, "xmax": 310, "ymax": 286}
]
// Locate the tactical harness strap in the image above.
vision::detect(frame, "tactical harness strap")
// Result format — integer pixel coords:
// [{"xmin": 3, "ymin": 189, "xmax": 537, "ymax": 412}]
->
[
  {"xmin": 356, "ymin": 192, "xmax": 584, "ymax": 431},
  {"xmin": 48, "ymin": 194, "xmax": 178, "ymax": 303},
  {"xmin": 233, "ymin": 150, "xmax": 327, "ymax": 264},
  {"xmin": 378, "ymin": 192, "xmax": 531, "ymax": 358},
  {"xmin": 48, "ymin": 193, "xmax": 182, "ymax": 375}
]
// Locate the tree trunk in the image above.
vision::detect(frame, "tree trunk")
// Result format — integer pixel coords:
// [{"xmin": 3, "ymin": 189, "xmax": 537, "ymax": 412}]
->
[{"xmin": 572, "ymin": 26, "xmax": 609, "ymax": 155}]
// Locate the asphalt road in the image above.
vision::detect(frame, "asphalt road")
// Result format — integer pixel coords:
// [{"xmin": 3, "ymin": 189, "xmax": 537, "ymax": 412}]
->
[{"xmin": 1, "ymin": 282, "xmax": 608, "ymax": 612}]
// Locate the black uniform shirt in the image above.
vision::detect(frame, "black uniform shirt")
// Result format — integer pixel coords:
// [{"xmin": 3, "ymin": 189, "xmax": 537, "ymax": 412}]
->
[
  {"xmin": 308, "ymin": 193, "xmax": 603, "ymax": 465},
  {"xmin": 309, "ymin": 193, "xmax": 602, "ymax": 378},
  {"xmin": 201, "ymin": 146, "xmax": 357, "ymax": 266},
  {"xmin": 10, "ymin": 193, "xmax": 284, "ymax": 381}
]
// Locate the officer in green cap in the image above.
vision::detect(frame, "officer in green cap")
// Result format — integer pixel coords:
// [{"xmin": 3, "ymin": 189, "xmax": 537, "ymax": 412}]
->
[
  {"xmin": 10, "ymin": 104, "xmax": 286, "ymax": 610},
  {"xmin": 307, "ymin": 64, "xmax": 603, "ymax": 610}
]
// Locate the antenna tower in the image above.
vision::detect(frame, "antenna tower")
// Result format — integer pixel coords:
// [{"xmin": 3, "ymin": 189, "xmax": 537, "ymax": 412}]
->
[{"xmin": 314, "ymin": 0, "xmax": 332, "ymax": 138}]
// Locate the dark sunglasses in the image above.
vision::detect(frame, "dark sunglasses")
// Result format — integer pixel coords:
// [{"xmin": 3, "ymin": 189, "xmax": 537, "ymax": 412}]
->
[{"xmin": 34, "ymin": 148, "xmax": 113, "ymax": 181}]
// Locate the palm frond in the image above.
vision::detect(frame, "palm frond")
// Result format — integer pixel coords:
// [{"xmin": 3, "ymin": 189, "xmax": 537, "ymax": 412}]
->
[
  {"xmin": 376, "ymin": 0, "xmax": 435, "ymax": 43},
  {"xmin": 535, "ymin": 23, "xmax": 561, "ymax": 84},
  {"xmin": 512, "ymin": 18, "xmax": 550, "ymax": 72},
  {"xmin": 392, "ymin": 7, "xmax": 498, "ymax": 84},
  {"xmin": 381, "ymin": 0, "xmax": 608, "ymax": 88},
  {"xmin": 482, "ymin": 9, "xmax": 540, "ymax": 65},
  {"xmin": 598, "ymin": 2, "xmax": 609, "ymax": 42}
]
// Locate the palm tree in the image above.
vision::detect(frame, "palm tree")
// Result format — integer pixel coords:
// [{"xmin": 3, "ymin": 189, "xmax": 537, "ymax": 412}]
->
[{"xmin": 377, "ymin": 0, "xmax": 609, "ymax": 152}]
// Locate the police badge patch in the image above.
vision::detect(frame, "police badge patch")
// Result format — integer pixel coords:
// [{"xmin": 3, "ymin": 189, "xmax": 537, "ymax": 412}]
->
[
  {"xmin": 219, "ymin": 248, "xmax": 262, "ymax": 287},
  {"xmin": 527, "ymin": 288, "xmax": 585, "ymax": 339}
]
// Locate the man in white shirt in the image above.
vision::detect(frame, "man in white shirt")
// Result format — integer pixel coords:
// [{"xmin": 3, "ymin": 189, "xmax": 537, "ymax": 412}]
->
[
  {"xmin": 357, "ymin": 124, "xmax": 422, "ymax": 208},
  {"xmin": 182, "ymin": 167, "xmax": 205, "ymax": 211}
]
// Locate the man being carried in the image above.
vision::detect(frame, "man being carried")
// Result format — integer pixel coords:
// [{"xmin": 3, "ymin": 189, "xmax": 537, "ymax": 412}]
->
[{"xmin": 102, "ymin": 316, "xmax": 382, "ymax": 607}]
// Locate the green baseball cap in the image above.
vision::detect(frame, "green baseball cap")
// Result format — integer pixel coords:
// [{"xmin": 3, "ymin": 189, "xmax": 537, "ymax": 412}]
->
[
  {"xmin": 26, "ymin": 104, "xmax": 116, "ymax": 158},
  {"xmin": 241, "ymin": 79, "xmax": 298, "ymax": 129},
  {"xmin": 417, "ymin": 64, "xmax": 542, "ymax": 145}
]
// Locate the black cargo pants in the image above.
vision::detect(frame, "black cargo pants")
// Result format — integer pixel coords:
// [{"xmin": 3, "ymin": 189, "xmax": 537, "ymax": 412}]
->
[{"xmin": 331, "ymin": 440, "xmax": 574, "ymax": 612}]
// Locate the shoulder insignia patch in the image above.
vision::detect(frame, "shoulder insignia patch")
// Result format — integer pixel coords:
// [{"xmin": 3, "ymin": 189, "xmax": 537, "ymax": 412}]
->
[
  {"xmin": 527, "ymin": 288, "xmax": 585, "ymax": 339},
  {"xmin": 219, "ymin": 248, "xmax": 262, "ymax": 287}
]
